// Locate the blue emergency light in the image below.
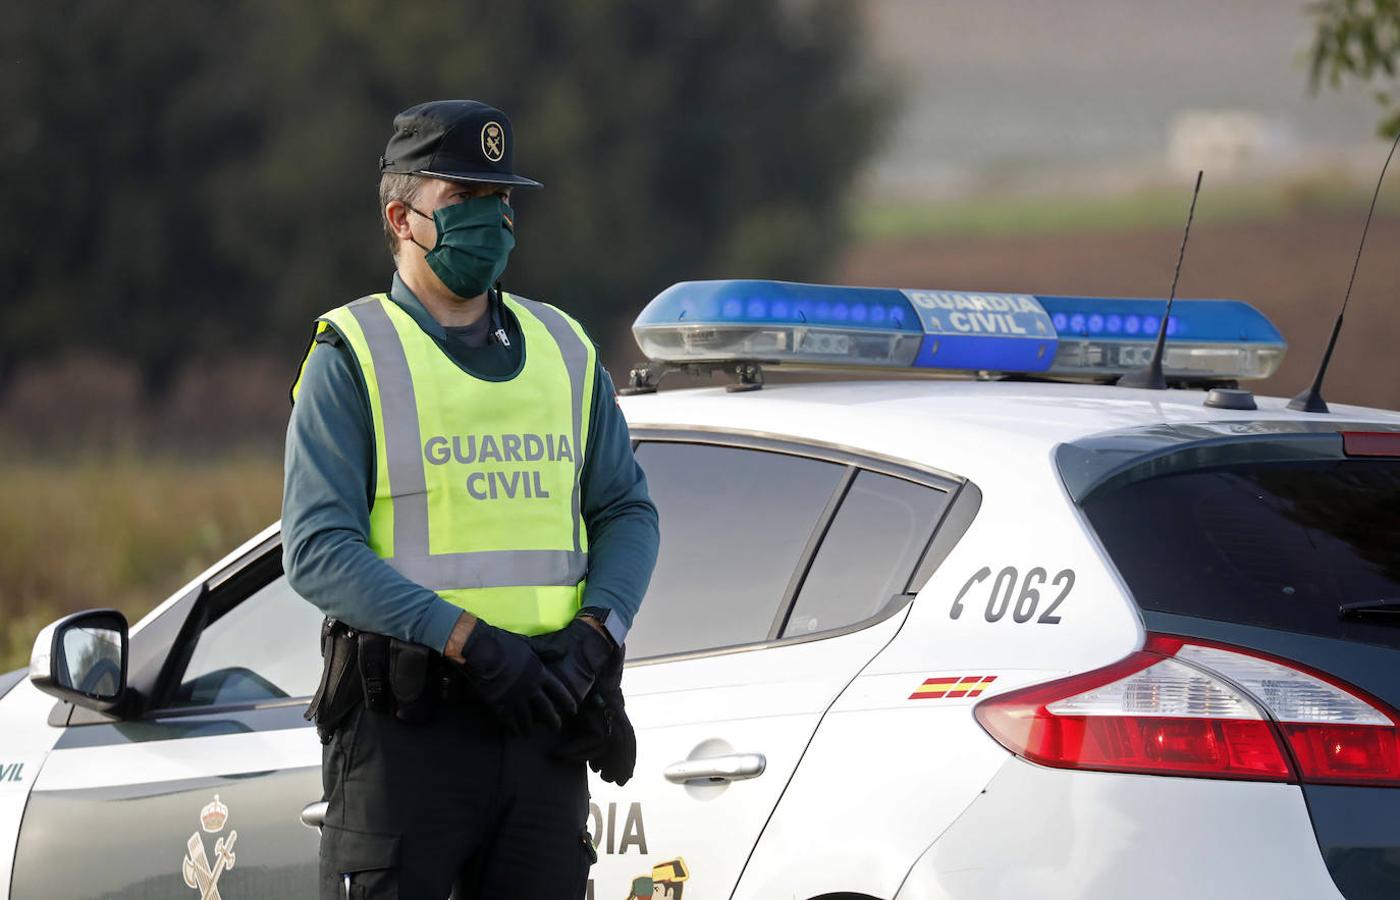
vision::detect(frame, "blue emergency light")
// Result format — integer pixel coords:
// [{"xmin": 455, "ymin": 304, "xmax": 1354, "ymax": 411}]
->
[{"xmin": 631, "ymin": 280, "xmax": 1287, "ymax": 382}]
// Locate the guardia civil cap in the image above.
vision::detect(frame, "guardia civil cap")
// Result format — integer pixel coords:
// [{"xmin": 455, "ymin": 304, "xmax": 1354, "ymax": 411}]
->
[{"xmin": 379, "ymin": 99, "xmax": 542, "ymax": 188}]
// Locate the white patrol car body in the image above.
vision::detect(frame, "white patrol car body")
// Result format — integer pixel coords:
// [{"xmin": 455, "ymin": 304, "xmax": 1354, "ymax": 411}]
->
[
  {"xmin": 2, "ymin": 377, "xmax": 1397, "ymax": 899},
  {"xmin": 610, "ymin": 380, "xmax": 1393, "ymax": 900}
]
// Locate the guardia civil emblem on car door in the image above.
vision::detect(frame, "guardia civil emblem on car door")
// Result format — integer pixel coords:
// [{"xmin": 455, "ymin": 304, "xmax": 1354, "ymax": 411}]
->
[{"xmin": 182, "ymin": 794, "xmax": 238, "ymax": 899}]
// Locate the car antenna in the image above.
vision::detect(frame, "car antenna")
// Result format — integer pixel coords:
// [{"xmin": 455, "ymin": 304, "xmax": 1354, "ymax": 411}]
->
[
  {"xmin": 1118, "ymin": 170, "xmax": 1204, "ymax": 390},
  {"xmin": 1288, "ymin": 128, "xmax": 1400, "ymax": 414}
]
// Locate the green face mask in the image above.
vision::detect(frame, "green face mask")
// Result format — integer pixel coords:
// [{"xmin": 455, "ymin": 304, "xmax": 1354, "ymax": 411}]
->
[{"xmin": 408, "ymin": 195, "xmax": 516, "ymax": 299}]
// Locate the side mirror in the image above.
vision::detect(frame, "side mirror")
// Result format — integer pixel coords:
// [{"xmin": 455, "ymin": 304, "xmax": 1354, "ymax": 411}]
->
[{"xmin": 29, "ymin": 609, "xmax": 129, "ymax": 713}]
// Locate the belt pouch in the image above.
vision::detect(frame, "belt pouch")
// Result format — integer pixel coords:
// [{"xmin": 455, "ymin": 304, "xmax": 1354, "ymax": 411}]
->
[
  {"xmin": 358, "ymin": 632, "xmax": 392, "ymax": 714},
  {"xmin": 307, "ymin": 621, "xmax": 362, "ymax": 744},
  {"xmin": 389, "ymin": 639, "xmax": 436, "ymax": 725}
]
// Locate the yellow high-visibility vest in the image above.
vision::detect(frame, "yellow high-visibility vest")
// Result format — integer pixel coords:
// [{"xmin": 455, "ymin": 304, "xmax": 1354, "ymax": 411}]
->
[{"xmin": 294, "ymin": 292, "xmax": 596, "ymax": 635}]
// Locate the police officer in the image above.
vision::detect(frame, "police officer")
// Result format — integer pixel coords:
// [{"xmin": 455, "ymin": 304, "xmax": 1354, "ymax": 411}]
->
[{"xmin": 282, "ymin": 99, "xmax": 659, "ymax": 898}]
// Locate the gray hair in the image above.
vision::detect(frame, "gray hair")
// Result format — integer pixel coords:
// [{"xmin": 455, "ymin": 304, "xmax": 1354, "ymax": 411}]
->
[{"xmin": 378, "ymin": 172, "xmax": 424, "ymax": 257}]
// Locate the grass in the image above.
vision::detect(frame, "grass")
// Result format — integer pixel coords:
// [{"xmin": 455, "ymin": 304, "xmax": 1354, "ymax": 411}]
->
[
  {"xmin": 853, "ymin": 174, "xmax": 1400, "ymax": 241},
  {"xmin": 0, "ymin": 454, "xmax": 283, "ymax": 671}
]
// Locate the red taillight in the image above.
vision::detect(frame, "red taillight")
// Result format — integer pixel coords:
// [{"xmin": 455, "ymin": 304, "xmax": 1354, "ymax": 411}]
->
[
  {"xmin": 1282, "ymin": 723, "xmax": 1400, "ymax": 785},
  {"xmin": 975, "ymin": 634, "xmax": 1400, "ymax": 785},
  {"xmin": 1023, "ymin": 715, "xmax": 1291, "ymax": 780},
  {"xmin": 974, "ymin": 647, "xmax": 1294, "ymax": 781}
]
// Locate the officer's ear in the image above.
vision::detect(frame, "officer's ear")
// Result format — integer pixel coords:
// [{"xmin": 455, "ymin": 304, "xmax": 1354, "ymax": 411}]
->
[{"xmin": 385, "ymin": 200, "xmax": 416, "ymax": 248}]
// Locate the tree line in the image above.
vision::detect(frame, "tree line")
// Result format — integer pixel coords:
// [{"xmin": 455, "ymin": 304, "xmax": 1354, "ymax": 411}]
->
[{"xmin": 0, "ymin": 1, "xmax": 891, "ymax": 391}]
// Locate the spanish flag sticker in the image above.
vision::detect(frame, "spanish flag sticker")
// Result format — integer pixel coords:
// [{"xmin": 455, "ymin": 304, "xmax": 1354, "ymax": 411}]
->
[{"xmin": 909, "ymin": 674, "xmax": 997, "ymax": 700}]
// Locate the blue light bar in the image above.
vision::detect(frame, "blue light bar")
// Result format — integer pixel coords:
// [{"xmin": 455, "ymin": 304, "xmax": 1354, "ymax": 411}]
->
[
  {"xmin": 632, "ymin": 280, "xmax": 1287, "ymax": 382},
  {"xmin": 903, "ymin": 288, "xmax": 1057, "ymax": 372},
  {"xmin": 1037, "ymin": 296, "xmax": 1284, "ymax": 343},
  {"xmin": 635, "ymin": 280, "xmax": 923, "ymax": 332}
]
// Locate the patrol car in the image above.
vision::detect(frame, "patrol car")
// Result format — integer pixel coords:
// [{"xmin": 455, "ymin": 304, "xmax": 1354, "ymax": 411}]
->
[{"xmin": 2, "ymin": 279, "xmax": 1398, "ymax": 900}]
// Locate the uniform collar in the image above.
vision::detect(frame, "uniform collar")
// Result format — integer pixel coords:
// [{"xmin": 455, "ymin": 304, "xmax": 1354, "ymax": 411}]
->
[{"xmin": 389, "ymin": 271, "xmax": 502, "ymax": 339}]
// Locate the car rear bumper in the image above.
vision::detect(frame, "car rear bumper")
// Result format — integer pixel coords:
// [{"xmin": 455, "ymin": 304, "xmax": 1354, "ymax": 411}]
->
[{"xmin": 895, "ymin": 757, "xmax": 1344, "ymax": 900}]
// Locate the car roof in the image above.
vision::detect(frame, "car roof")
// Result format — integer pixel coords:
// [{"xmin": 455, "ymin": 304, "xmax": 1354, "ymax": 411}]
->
[{"xmin": 619, "ymin": 379, "xmax": 1400, "ymax": 485}]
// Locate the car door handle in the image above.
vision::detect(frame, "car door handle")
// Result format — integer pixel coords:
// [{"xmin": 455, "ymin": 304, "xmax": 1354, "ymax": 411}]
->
[
  {"xmin": 301, "ymin": 800, "xmax": 328, "ymax": 829},
  {"xmin": 664, "ymin": 753, "xmax": 766, "ymax": 784}
]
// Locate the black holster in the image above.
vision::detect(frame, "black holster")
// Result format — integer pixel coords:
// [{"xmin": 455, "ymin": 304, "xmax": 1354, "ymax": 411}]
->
[{"xmin": 305, "ymin": 618, "xmax": 363, "ymax": 744}]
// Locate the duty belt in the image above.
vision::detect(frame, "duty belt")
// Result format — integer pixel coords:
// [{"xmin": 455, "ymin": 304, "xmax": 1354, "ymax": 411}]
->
[{"xmin": 305, "ymin": 618, "xmax": 481, "ymax": 742}]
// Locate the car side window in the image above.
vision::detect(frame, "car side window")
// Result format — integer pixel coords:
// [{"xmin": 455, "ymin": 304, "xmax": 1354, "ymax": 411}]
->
[
  {"xmin": 167, "ymin": 574, "xmax": 324, "ymax": 708},
  {"xmin": 782, "ymin": 471, "xmax": 949, "ymax": 637},
  {"xmin": 628, "ymin": 442, "xmax": 845, "ymax": 659}
]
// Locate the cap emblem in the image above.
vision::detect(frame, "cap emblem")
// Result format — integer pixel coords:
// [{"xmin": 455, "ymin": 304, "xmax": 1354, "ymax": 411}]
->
[{"xmin": 481, "ymin": 121, "xmax": 505, "ymax": 163}]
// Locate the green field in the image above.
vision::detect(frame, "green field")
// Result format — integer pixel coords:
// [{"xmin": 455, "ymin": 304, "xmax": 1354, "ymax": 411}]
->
[
  {"xmin": 0, "ymin": 455, "xmax": 282, "ymax": 671},
  {"xmin": 853, "ymin": 175, "xmax": 1400, "ymax": 241}
]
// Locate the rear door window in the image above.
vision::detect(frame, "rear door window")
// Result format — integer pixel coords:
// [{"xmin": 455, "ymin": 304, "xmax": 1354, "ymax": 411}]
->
[
  {"xmin": 1081, "ymin": 459, "xmax": 1400, "ymax": 648},
  {"xmin": 628, "ymin": 442, "xmax": 845, "ymax": 658},
  {"xmin": 782, "ymin": 471, "xmax": 948, "ymax": 637}
]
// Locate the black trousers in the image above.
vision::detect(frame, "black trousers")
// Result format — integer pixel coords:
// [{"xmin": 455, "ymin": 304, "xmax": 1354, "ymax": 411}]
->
[{"xmin": 318, "ymin": 701, "xmax": 593, "ymax": 899}]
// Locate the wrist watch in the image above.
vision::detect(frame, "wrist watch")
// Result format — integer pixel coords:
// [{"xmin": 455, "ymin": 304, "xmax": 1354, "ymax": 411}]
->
[{"xmin": 577, "ymin": 607, "xmax": 617, "ymax": 646}]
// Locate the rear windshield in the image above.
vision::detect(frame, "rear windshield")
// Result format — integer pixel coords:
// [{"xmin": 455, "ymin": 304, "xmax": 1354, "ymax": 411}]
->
[{"xmin": 1081, "ymin": 459, "xmax": 1400, "ymax": 648}]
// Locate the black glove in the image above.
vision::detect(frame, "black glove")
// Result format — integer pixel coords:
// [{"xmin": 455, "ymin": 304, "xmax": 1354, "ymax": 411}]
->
[
  {"xmin": 457, "ymin": 620, "xmax": 576, "ymax": 733},
  {"xmin": 553, "ymin": 643, "xmax": 637, "ymax": 786},
  {"xmin": 529, "ymin": 617, "xmax": 615, "ymax": 707},
  {"xmin": 589, "ymin": 691, "xmax": 636, "ymax": 786}
]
